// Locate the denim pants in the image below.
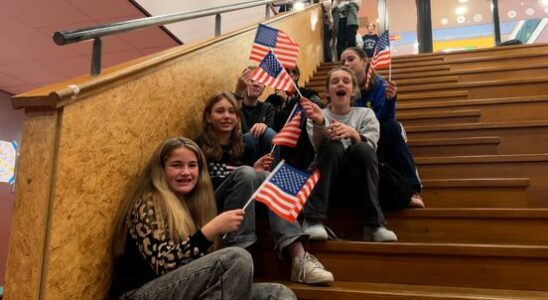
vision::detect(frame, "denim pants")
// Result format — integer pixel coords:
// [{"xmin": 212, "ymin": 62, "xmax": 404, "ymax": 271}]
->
[
  {"xmin": 243, "ymin": 128, "xmax": 276, "ymax": 162},
  {"xmin": 121, "ymin": 247, "xmax": 296, "ymax": 300},
  {"xmin": 303, "ymin": 141, "xmax": 386, "ymax": 226},
  {"xmin": 215, "ymin": 166, "xmax": 307, "ymax": 258}
]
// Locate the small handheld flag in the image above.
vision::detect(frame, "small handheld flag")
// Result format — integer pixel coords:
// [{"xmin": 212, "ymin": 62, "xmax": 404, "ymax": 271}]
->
[
  {"xmin": 272, "ymin": 104, "xmax": 303, "ymax": 148},
  {"xmin": 366, "ymin": 30, "xmax": 392, "ymax": 86},
  {"xmin": 248, "ymin": 161, "xmax": 320, "ymax": 223},
  {"xmin": 250, "ymin": 24, "xmax": 300, "ymax": 68},
  {"xmin": 252, "ymin": 50, "xmax": 294, "ymax": 92}
]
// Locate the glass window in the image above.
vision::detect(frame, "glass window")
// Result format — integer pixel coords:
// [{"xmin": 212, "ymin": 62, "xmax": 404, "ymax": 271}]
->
[
  {"xmin": 385, "ymin": 0, "xmax": 419, "ymax": 56},
  {"xmin": 431, "ymin": 0, "xmax": 496, "ymax": 53},
  {"xmin": 498, "ymin": 0, "xmax": 548, "ymax": 44}
]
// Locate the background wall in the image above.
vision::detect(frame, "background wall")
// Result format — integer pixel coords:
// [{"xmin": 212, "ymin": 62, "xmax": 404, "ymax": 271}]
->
[{"xmin": 0, "ymin": 91, "xmax": 24, "ymax": 286}]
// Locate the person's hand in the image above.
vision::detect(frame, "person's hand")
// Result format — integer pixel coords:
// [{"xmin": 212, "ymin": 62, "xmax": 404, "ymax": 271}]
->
[
  {"xmin": 327, "ymin": 119, "xmax": 360, "ymax": 143},
  {"xmin": 235, "ymin": 68, "xmax": 253, "ymax": 97},
  {"xmin": 253, "ymin": 153, "xmax": 274, "ymax": 172},
  {"xmin": 301, "ymin": 98, "xmax": 324, "ymax": 125},
  {"xmin": 250, "ymin": 123, "xmax": 268, "ymax": 139},
  {"xmin": 202, "ymin": 209, "xmax": 245, "ymax": 240},
  {"xmin": 385, "ymin": 80, "xmax": 397, "ymax": 100},
  {"xmin": 275, "ymin": 89, "xmax": 289, "ymax": 101}
]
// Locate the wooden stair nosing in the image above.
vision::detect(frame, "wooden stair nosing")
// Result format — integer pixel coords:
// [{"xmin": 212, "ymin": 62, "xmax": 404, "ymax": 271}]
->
[
  {"xmin": 398, "ymin": 95, "xmax": 548, "ymax": 110},
  {"xmin": 306, "ymin": 241, "xmax": 548, "ymax": 258},
  {"xmin": 422, "ymin": 178, "xmax": 530, "ymax": 188},
  {"xmin": 388, "ymin": 208, "xmax": 548, "ymax": 219},
  {"xmin": 284, "ymin": 281, "xmax": 548, "ymax": 300},
  {"xmin": 392, "ymin": 43, "xmax": 548, "ymax": 60},
  {"xmin": 408, "ymin": 136, "xmax": 501, "ymax": 147},
  {"xmin": 392, "ymin": 90, "xmax": 469, "ymax": 101},
  {"xmin": 406, "ymin": 119, "xmax": 548, "ymax": 133},
  {"xmin": 398, "ymin": 109, "xmax": 481, "ymax": 120},
  {"xmin": 415, "ymin": 153, "xmax": 548, "ymax": 165},
  {"xmin": 397, "ymin": 77, "xmax": 548, "ymax": 93},
  {"xmin": 448, "ymin": 50, "xmax": 548, "ymax": 64}
]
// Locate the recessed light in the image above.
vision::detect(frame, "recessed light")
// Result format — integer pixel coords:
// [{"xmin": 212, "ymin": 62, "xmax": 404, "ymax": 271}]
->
[
  {"xmin": 507, "ymin": 10, "xmax": 517, "ymax": 18},
  {"xmin": 542, "ymin": 0, "xmax": 548, "ymax": 6},
  {"xmin": 441, "ymin": 18, "xmax": 449, "ymax": 25},
  {"xmin": 525, "ymin": 8, "xmax": 535, "ymax": 16},
  {"xmin": 473, "ymin": 14, "xmax": 483, "ymax": 22},
  {"xmin": 457, "ymin": 16, "xmax": 466, "ymax": 23},
  {"xmin": 455, "ymin": 6, "xmax": 468, "ymax": 15}
]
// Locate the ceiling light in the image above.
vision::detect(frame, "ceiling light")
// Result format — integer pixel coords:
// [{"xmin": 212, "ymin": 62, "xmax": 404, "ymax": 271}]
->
[
  {"xmin": 542, "ymin": 0, "xmax": 548, "ymax": 6},
  {"xmin": 294, "ymin": 2, "xmax": 306, "ymax": 10},
  {"xmin": 507, "ymin": 10, "xmax": 517, "ymax": 18},
  {"xmin": 457, "ymin": 16, "xmax": 466, "ymax": 24},
  {"xmin": 525, "ymin": 8, "xmax": 535, "ymax": 16},
  {"xmin": 455, "ymin": 6, "xmax": 468, "ymax": 15},
  {"xmin": 441, "ymin": 18, "xmax": 449, "ymax": 25},
  {"xmin": 459, "ymin": 0, "xmax": 469, "ymax": 3},
  {"xmin": 473, "ymin": 14, "xmax": 483, "ymax": 22}
]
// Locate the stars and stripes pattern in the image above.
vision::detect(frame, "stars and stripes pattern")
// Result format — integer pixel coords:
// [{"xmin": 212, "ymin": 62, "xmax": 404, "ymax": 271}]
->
[
  {"xmin": 250, "ymin": 24, "xmax": 300, "ymax": 68},
  {"xmin": 366, "ymin": 30, "xmax": 391, "ymax": 86},
  {"xmin": 251, "ymin": 50, "xmax": 294, "ymax": 92},
  {"xmin": 254, "ymin": 161, "xmax": 320, "ymax": 223},
  {"xmin": 272, "ymin": 105, "xmax": 303, "ymax": 148}
]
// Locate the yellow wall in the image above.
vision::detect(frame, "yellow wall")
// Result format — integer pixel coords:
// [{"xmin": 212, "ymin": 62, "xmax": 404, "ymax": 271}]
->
[{"xmin": 4, "ymin": 5, "xmax": 323, "ymax": 300}]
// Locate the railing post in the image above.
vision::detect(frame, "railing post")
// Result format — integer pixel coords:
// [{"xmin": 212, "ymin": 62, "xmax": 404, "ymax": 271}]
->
[
  {"xmin": 91, "ymin": 37, "xmax": 102, "ymax": 76},
  {"xmin": 215, "ymin": 13, "xmax": 222, "ymax": 36},
  {"xmin": 265, "ymin": 3, "xmax": 270, "ymax": 19}
]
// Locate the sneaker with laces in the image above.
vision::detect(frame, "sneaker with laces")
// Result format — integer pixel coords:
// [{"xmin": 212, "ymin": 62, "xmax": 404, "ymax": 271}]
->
[
  {"xmin": 363, "ymin": 225, "xmax": 398, "ymax": 242},
  {"xmin": 291, "ymin": 252, "xmax": 334, "ymax": 285},
  {"xmin": 303, "ymin": 220, "xmax": 328, "ymax": 241}
]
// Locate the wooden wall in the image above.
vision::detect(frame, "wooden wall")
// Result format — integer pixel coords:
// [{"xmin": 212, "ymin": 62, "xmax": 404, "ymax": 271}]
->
[{"xmin": 4, "ymin": 5, "xmax": 324, "ymax": 299}]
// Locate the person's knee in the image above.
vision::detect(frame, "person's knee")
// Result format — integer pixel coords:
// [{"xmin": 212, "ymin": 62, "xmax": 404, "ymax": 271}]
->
[
  {"xmin": 349, "ymin": 142, "xmax": 377, "ymax": 164},
  {"xmin": 233, "ymin": 166, "xmax": 259, "ymax": 183},
  {"xmin": 219, "ymin": 247, "xmax": 253, "ymax": 270},
  {"xmin": 271, "ymin": 283, "xmax": 297, "ymax": 299}
]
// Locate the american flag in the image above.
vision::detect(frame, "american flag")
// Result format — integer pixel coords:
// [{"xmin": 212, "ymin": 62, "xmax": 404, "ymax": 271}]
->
[
  {"xmin": 250, "ymin": 24, "xmax": 300, "ymax": 68},
  {"xmin": 254, "ymin": 161, "xmax": 320, "ymax": 223},
  {"xmin": 252, "ymin": 50, "xmax": 294, "ymax": 92},
  {"xmin": 272, "ymin": 104, "xmax": 303, "ymax": 148},
  {"xmin": 366, "ymin": 30, "xmax": 391, "ymax": 86}
]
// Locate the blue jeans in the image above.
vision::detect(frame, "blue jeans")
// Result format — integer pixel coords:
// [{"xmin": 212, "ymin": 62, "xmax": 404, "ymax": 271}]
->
[
  {"xmin": 243, "ymin": 128, "xmax": 276, "ymax": 162},
  {"xmin": 121, "ymin": 247, "xmax": 296, "ymax": 299},
  {"xmin": 215, "ymin": 166, "xmax": 307, "ymax": 258},
  {"xmin": 303, "ymin": 141, "xmax": 386, "ymax": 226}
]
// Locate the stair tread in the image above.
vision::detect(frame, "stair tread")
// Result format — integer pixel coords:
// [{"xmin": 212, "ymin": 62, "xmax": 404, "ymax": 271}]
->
[
  {"xmin": 406, "ymin": 119, "xmax": 548, "ymax": 132},
  {"xmin": 422, "ymin": 177, "xmax": 530, "ymax": 187},
  {"xmin": 388, "ymin": 208, "xmax": 548, "ymax": 218},
  {"xmin": 306, "ymin": 240, "xmax": 548, "ymax": 258},
  {"xmin": 398, "ymin": 76, "xmax": 548, "ymax": 93},
  {"xmin": 282, "ymin": 281, "xmax": 548, "ymax": 299},
  {"xmin": 408, "ymin": 136, "xmax": 501, "ymax": 146},
  {"xmin": 399, "ymin": 109, "xmax": 481, "ymax": 120},
  {"xmin": 416, "ymin": 153, "xmax": 548, "ymax": 164},
  {"xmin": 398, "ymin": 95, "xmax": 548, "ymax": 110}
]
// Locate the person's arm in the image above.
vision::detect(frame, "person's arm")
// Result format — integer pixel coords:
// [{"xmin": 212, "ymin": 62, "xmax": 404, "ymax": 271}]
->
[
  {"xmin": 302, "ymin": 98, "xmax": 329, "ymax": 151},
  {"xmin": 357, "ymin": 109, "xmax": 380, "ymax": 151},
  {"xmin": 372, "ymin": 77, "xmax": 396, "ymax": 122}
]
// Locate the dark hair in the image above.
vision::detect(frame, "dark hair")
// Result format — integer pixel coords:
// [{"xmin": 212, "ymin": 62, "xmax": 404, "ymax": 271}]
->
[{"xmin": 341, "ymin": 47, "xmax": 379, "ymax": 91}]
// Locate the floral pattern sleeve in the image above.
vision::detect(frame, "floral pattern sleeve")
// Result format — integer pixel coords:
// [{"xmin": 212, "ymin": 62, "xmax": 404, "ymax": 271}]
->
[{"xmin": 127, "ymin": 195, "xmax": 213, "ymax": 276}]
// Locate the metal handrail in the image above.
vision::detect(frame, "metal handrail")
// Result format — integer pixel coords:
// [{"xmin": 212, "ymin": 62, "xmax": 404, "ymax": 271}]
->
[{"xmin": 53, "ymin": 0, "xmax": 293, "ymax": 76}]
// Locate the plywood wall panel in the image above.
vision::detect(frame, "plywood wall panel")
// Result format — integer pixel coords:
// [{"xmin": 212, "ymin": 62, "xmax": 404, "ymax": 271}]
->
[{"xmin": 4, "ymin": 110, "xmax": 59, "ymax": 300}]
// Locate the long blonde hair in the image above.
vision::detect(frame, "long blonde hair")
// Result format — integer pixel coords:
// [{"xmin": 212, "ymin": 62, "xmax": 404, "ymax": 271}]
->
[
  {"xmin": 113, "ymin": 137, "xmax": 218, "ymax": 257},
  {"xmin": 196, "ymin": 92, "xmax": 245, "ymax": 162}
]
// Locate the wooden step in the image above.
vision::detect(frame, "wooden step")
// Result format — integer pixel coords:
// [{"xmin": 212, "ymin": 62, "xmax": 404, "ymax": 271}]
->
[
  {"xmin": 406, "ymin": 120, "xmax": 548, "ymax": 155},
  {"xmin": 415, "ymin": 154, "xmax": 548, "ymax": 207},
  {"xmin": 421, "ymin": 178, "xmax": 530, "ymax": 208},
  {"xmin": 398, "ymin": 90, "xmax": 469, "ymax": 101},
  {"xmin": 398, "ymin": 95, "xmax": 548, "ymax": 123},
  {"xmin": 308, "ymin": 74, "xmax": 458, "ymax": 88},
  {"xmin": 284, "ymin": 281, "xmax": 548, "ymax": 300},
  {"xmin": 408, "ymin": 136, "xmax": 501, "ymax": 156},
  {"xmin": 398, "ymin": 109, "xmax": 481, "ymax": 126},
  {"xmin": 324, "ymin": 208, "xmax": 548, "ymax": 245},
  {"xmin": 398, "ymin": 77, "xmax": 548, "ymax": 99},
  {"xmin": 256, "ymin": 241, "xmax": 548, "ymax": 291}
]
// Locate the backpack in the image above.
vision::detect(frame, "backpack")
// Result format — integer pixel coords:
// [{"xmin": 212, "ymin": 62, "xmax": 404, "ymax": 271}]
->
[{"xmin": 378, "ymin": 162, "xmax": 414, "ymax": 211}]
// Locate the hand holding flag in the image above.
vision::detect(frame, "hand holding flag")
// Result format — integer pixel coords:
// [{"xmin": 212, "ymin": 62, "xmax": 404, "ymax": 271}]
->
[{"xmin": 272, "ymin": 104, "xmax": 304, "ymax": 148}]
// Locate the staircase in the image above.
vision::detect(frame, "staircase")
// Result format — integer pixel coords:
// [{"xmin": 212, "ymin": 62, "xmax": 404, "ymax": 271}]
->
[{"xmin": 256, "ymin": 43, "xmax": 548, "ymax": 299}]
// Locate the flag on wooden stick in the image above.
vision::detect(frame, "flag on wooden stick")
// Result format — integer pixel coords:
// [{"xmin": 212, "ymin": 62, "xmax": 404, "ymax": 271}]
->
[{"xmin": 250, "ymin": 24, "xmax": 299, "ymax": 68}]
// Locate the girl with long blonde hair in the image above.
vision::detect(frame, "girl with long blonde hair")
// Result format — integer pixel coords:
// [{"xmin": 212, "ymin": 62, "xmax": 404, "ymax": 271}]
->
[{"xmin": 110, "ymin": 137, "xmax": 296, "ymax": 299}]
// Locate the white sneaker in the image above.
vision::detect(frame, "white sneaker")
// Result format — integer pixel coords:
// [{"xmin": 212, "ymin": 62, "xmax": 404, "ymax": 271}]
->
[
  {"xmin": 303, "ymin": 220, "xmax": 328, "ymax": 241},
  {"xmin": 363, "ymin": 225, "xmax": 398, "ymax": 242},
  {"xmin": 291, "ymin": 252, "xmax": 334, "ymax": 285}
]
